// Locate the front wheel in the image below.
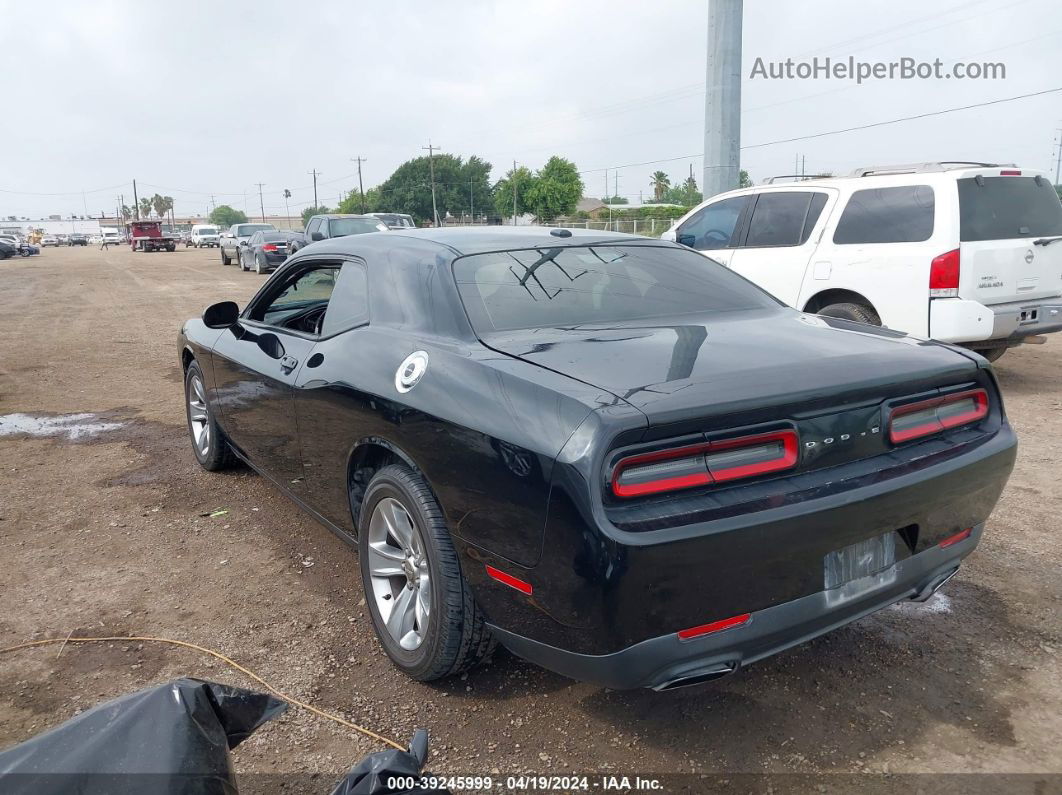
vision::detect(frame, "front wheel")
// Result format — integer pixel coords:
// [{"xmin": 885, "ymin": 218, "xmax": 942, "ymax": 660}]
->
[
  {"xmin": 358, "ymin": 465, "xmax": 494, "ymax": 681},
  {"xmin": 184, "ymin": 361, "xmax": 236, "ymax": 471},
  {"xmin": 817, "ymin": 301, "xmax": 881, "ymax": 326}
]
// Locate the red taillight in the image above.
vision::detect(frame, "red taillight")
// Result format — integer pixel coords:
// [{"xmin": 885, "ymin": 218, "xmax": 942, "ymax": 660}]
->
[
  {"xmin": 261, "ymin": 243, "xmax": 278, "ymax": 252},
  {"xmin": 485, "ymin": 565, "xmax": 532, "ymax": 595},
  {"xmin": 999, "ymin": 169, "xmax": 1021, "ymax": 176},
  {"xmin": 929, "ymin": 249, "xmax": 960, "ymax": 297},
  {"xmin": 677, "ymin": 613, "xmax": 750, "ymax": 640},
  {"xmin": 939, "ymin": 528, "xmax": 973, "ymax": 548},
  {"xmin": 611, "ymin": 429, "xmax": 798, "ymax": 498},
  {"xmin": 888, "ymin": 388, "xmax": 989, "ymax": 444}
]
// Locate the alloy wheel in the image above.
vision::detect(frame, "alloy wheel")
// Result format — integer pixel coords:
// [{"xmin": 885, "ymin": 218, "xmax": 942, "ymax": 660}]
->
[
  {"xmin": 366, "ymin": 497, "xmax": 431, "ymax": 650},
  {"xmin": 187, "ymin": 374, "xmax": 211, "ymax": 458}
]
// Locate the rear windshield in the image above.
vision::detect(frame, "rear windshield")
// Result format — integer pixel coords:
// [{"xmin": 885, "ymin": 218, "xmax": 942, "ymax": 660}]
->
[
  {"xmin": 237, "ymin": 224, "xmax": 273, "ymax": 235},
  {"xmin": 329, "ymin": 218, "xmax": 387, "ymax": 236},
  {"xmin": 453, "ymin": 244, "xmax": 777, "ymax": 333},
  {"xmin": 196, "ymin": 227, "xmax": 217, "ymax": 235},
  {"xmin": 958, "ymin": 176, "xmax": 1062, "ymax": 241}
]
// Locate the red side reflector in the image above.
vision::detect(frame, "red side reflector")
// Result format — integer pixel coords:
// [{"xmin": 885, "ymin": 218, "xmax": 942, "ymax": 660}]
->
[
  {"xmin": 485, "ymin": 565, "xmax": 532, "ymax": 595},
  {"xmin": 999, "ymin": 170, "xmax": 1021, "ymax": 176},
  {"xmin": 929, "ymin": 249, "xmax": 960, "ymax": 297},
  {"xmin": 677, "ymin": 613, "xmax": 750, "ymax": 641},
  {"xmin": 939, "ymin": 528, "xmax": 972, "ymax": 548},
  {"xmin": 888, "ymin": 388, "xmax": 989, "ymax": 444}
]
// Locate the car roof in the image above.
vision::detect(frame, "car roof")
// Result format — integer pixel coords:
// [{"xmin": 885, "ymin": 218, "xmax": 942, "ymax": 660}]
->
[{"xmin": 321, "ymin": 226, "xmax": 653, "ymax": 256}]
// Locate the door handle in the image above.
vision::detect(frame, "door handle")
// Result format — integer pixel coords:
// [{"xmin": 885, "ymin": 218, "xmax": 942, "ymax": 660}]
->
[{"xmin": 280, "ymin": 354, "xmax": 299, "ymax": 374}]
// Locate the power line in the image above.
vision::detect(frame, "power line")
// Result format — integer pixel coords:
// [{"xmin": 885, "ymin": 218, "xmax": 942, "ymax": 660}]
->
[{"xmin": 742, "ymin": 86, "xmax": 1062, "ymax": 150}]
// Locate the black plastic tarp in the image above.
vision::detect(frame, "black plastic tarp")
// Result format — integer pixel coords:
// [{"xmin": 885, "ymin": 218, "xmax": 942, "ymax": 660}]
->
[{"xmin": 0, "ymin": 677, "xmax": 286, "ymax": 794}]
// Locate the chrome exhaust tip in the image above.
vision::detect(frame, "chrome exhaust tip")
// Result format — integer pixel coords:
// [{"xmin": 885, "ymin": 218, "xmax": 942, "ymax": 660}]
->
[
  {"xmin": 652, "ymin": 661, "xmax": 738, "ymax": 691},
  {"xmin": 909, "ymin": 567, "xmax": 959, "ymax": 603}
]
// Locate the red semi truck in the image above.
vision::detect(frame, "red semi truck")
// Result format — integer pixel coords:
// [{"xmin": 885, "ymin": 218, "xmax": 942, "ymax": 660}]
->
[{"xmin": 129, "ymin": 220, "xmax": 176, "ymax": 252}]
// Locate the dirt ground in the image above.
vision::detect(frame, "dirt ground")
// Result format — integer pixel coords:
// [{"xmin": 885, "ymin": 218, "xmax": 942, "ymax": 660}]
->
[{"xmin": 1, "ymin": 244, "xmax": 1060, "ymax": 792}]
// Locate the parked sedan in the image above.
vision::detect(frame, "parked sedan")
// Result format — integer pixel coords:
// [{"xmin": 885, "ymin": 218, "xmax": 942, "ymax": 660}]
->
[
  {"xmin": 239, "ymin": 230, "xmax": 304, "ymax": 273},
  {"xmin": 40, "ymin": 236, "xmax": 58, "ymax": 247},
  {"xmin": 68, "ymin": 234, "xmax": 88, "ymax": 246},
  {"xmin": 179, "ymin": 227, "xmax": 1016, "ymax": 689},
  {"xmin": 0, "ymin": 240, "xmax": 16, "ymax": 259}
]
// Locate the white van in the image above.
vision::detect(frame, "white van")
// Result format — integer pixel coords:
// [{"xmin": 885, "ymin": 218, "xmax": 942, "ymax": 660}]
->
[
  {"xmin": 191, "ymin": 225, "xmax": 220, "ymax": 248},
  {"xmin": 101, "ymin": 229, "xmax": 122, "ymax": 246},
  {"xmin": 663, "ymin": 162, "xmax": 1062, "ymax": 361}
]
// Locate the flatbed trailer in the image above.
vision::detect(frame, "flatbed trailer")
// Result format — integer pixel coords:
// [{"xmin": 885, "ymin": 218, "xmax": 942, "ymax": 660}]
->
[{"xmin": 129, "ymin": 220, "xmax": 176, "ymax": 252}]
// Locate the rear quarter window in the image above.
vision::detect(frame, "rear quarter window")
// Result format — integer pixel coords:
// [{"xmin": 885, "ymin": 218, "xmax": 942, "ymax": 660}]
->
[
  {"xmin": 833, "ymin": 185, "xmax": 935, "ymax": 244},
  {"xmin": 958, "ymin": 176, "xmax": 1062, "ymax": 241}
]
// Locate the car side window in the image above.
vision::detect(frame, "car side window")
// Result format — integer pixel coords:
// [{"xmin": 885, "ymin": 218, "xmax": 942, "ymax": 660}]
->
[
  {"xmin": 248, "ymin": 232, "xmax": 261, "ymax": 246},
  {"xmin": 743, "ymin": 191, "xmax": 827, "ymax": 248},
  {"xmin": 676, "ymin": 196, "xmax": 749, "ymax": 250},
  {"xmin": 306, "ymin": 218, "xmax": 321, "ymax": 239},
  {"xmin": 319, "ymin": 261, "xmax": 369, "ymax": 337},
  {"xmin": 250, "ymin": 265, "xmax": 339, "ymax": 335},
  {"xmin": 833, "ymin": 185, "xmax": 935, "ymax": 244}
]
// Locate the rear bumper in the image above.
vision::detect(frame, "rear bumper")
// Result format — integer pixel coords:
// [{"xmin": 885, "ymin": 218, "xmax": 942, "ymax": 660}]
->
[
  {"xmin": 490, "ymin": 526, "xmax": 978, "ymax": 690},
  {"xmin": 930, "ymin": 296, "xmax": 1062, "ymax": 343}
]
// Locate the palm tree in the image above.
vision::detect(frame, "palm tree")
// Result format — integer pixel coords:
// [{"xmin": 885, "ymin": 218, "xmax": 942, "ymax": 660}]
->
[
  {"xmin": 138, "ymin": 197, "xmax": 152, "ymax": 219},
  {"xmin": 651, "ymin": 171, "xmax": 671, "ymax": 202}
]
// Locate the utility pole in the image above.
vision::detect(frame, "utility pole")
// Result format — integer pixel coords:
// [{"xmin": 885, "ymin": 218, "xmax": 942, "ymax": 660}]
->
[
  {"xmin": 688, "ymin": 163, "xmax": 694, "ymax": 205},
  {"xmin": 1054, "ymin": 129, "xmax": 1062, "ymax": 186},
  {"xmin": 703, "ymin": 0, "xmax": 743, "ymax": 198},
  {"xmin": 351, "ymin": 157, "xmax": 367, "ymax": 213},
  {"xmin": 605, "ymin": 170, "xmax": 611, "ymax": 230},
  {"xmin": 422, "ymin": 142, "xmax": 440, "ymax": 226},
  {"xmin": 307, "ymin": 169, "xmax": 321, "ymax": 208},
  {"xmin": 132, "ymin": 180, "xmax": 140, "ymax": 220},
  {"xmin": 801, "ymin": 155, "xmax": 806, "ymax": 178},
  {"xmin": 255, "ymin": 182, "xmax": 266, "ymax": 222},
  {"xmin": 210, "ymin": 194, "xmax": 217, "ymax": 211},
  {"xmin": 470, "ymin": 176, "xmax": 474, "ymax": 223},
  {"xmin": 512, "ymin": 160, "xmax": 518, "ymax": 226},
  {"xmin": 283, "ymin": 189, "xmax": 292, "ymax": 229}
]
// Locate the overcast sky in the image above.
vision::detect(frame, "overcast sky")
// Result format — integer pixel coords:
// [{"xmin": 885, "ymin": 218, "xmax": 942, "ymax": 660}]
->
[{"xmin": 1, "ymin": 0, "xmax": 1060, "ymax": 219}]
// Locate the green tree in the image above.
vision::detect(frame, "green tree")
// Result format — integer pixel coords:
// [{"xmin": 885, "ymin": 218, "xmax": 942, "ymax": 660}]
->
[
  {"xmin": 301, "ymin": 205, "xmax": 331, "ymax": 225},
  {"xmin": 650, "ymin": 171, "xmax": 671, "ymax": 202},
  {"xmin": 138, "ymin": 197, "xmax": 152, "ymax": 219},
  {"xmin": 376, "ymin": 153, "xmax": 493, "ymax": 224},
  {"xmin": 209, "ymin": 205, "xmax": 248, "ymax": 227},
  {"xmin": 739, "ymin": 169, "xmax": 753, "ymax": 188},
  {"xmin": 524, "ymin": 156, "xmax": 583, "ymax": 222},
  {"xmin": 603, "ymin": 195, "xmax": 628, "ymax": 205},
  {"xmin": 151, "ymin": 194, "xmax": 174, "ymax": 223},
  {"xmin": 336, "ymin": 187, "xmax": 381, "ymax": 215},
  {"xmin": 492, "ymin": 165, "xmax": 535, "ymax": 220}
]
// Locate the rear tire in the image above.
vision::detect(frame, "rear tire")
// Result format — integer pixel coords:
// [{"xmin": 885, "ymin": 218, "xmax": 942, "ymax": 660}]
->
[
  {"xmin": 358, "ymin": 464, "xmax": 495, "ymax": 681},
  {"xmin": 255, "ymin": 254, "xmax": 265, "ymax": 274},
  {"xmin": 817, "ymin": 301, "xmax": 881, "ymax": 326},
  {"xmin": 973, "ymin": 346, "xmax": 1007, "ymax": 363},
  {"xmin": 221, "ymin": 247, "xmax": 231, "ymax": 266}
]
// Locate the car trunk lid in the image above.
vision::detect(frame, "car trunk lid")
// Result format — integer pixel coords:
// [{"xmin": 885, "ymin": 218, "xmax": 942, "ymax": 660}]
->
[{"xmin": 957, "ymin": 172, "xmax": 1062, "ymax": 304}]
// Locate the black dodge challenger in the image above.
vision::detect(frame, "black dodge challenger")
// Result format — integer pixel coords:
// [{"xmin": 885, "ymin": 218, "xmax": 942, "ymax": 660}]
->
[{"xmin": 179, "ymin": 227, "xmax": 1016, "ymax": 690}]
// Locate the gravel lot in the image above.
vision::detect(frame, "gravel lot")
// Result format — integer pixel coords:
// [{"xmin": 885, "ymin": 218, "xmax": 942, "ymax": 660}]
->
[{"xmin": 1, "ymin": 245, "xmax": 1060, "ymax": 791}]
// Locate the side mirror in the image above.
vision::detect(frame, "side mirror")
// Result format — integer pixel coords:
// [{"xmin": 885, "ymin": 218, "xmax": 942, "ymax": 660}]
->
[
  {"xmin": 202, "ymin": 301, "xmax": 240, "ymax": 329},
  {"xmin": 677, "ymin": 233, "xmax": 697, "ymax": 248},
  {"xmin": 311, "ymin": 231, "xmax": 324, "ymax": 241}
]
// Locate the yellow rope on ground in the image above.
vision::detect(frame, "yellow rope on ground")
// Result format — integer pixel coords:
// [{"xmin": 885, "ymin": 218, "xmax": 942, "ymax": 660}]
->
[{"xmin": 0, "ymin": 635, "xmax": 405, "ymax": 751}]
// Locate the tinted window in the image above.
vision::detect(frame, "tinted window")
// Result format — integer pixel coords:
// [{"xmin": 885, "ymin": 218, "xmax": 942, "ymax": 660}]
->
[
  {"xmin": 306, "ymin": 218, "xmax": 321, "ymax": 237},
  {"xmin": 236, "ymin": 224, "xmax": 273, "ymax": 236},
  {"xmin": 833, "ymin": 185, "xmax": 934, "ymax": 244},
  {"xmin": 744, "ymin": 192, "xmax": 817, "ymax": 247},
  {"xmin": 677, "ymin": 196, "xmax": 749, "ymax": 250},
  {"xmin": 259, "ymin": 232, "xmax": 290, "ymax": 242},
  {"xmin": 454, "ymin": 244, "xmax": 777, "ymax": 333},
  {"xmin": 320, "ymin": 262, "xmax": 369, "ymax": 336},
  {"xmin": 958, "ymin": 176, "xmax": 1062, "ymax": 241},
  {"xmin": 253, "ymin": 267, "xmax": 338, "ymax": 326},
  {"xmin": 802, "ymin": 193, "xmax": 828, "ymax": 243},
  {"xmin": 247, "ymin": 232, "xmax": 263, "ymax": 245}
]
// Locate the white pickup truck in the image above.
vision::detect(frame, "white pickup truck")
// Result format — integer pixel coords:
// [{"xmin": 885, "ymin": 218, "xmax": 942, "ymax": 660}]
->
[{"xmin": 664, "ymin": 162, "xmax": 1062, "ymax": 361}]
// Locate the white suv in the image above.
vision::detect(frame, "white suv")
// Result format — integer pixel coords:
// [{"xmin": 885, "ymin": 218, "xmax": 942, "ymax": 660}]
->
[{"xmin": 663, "ymin": 162, "xmax": 1062, "ymax": 361}]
